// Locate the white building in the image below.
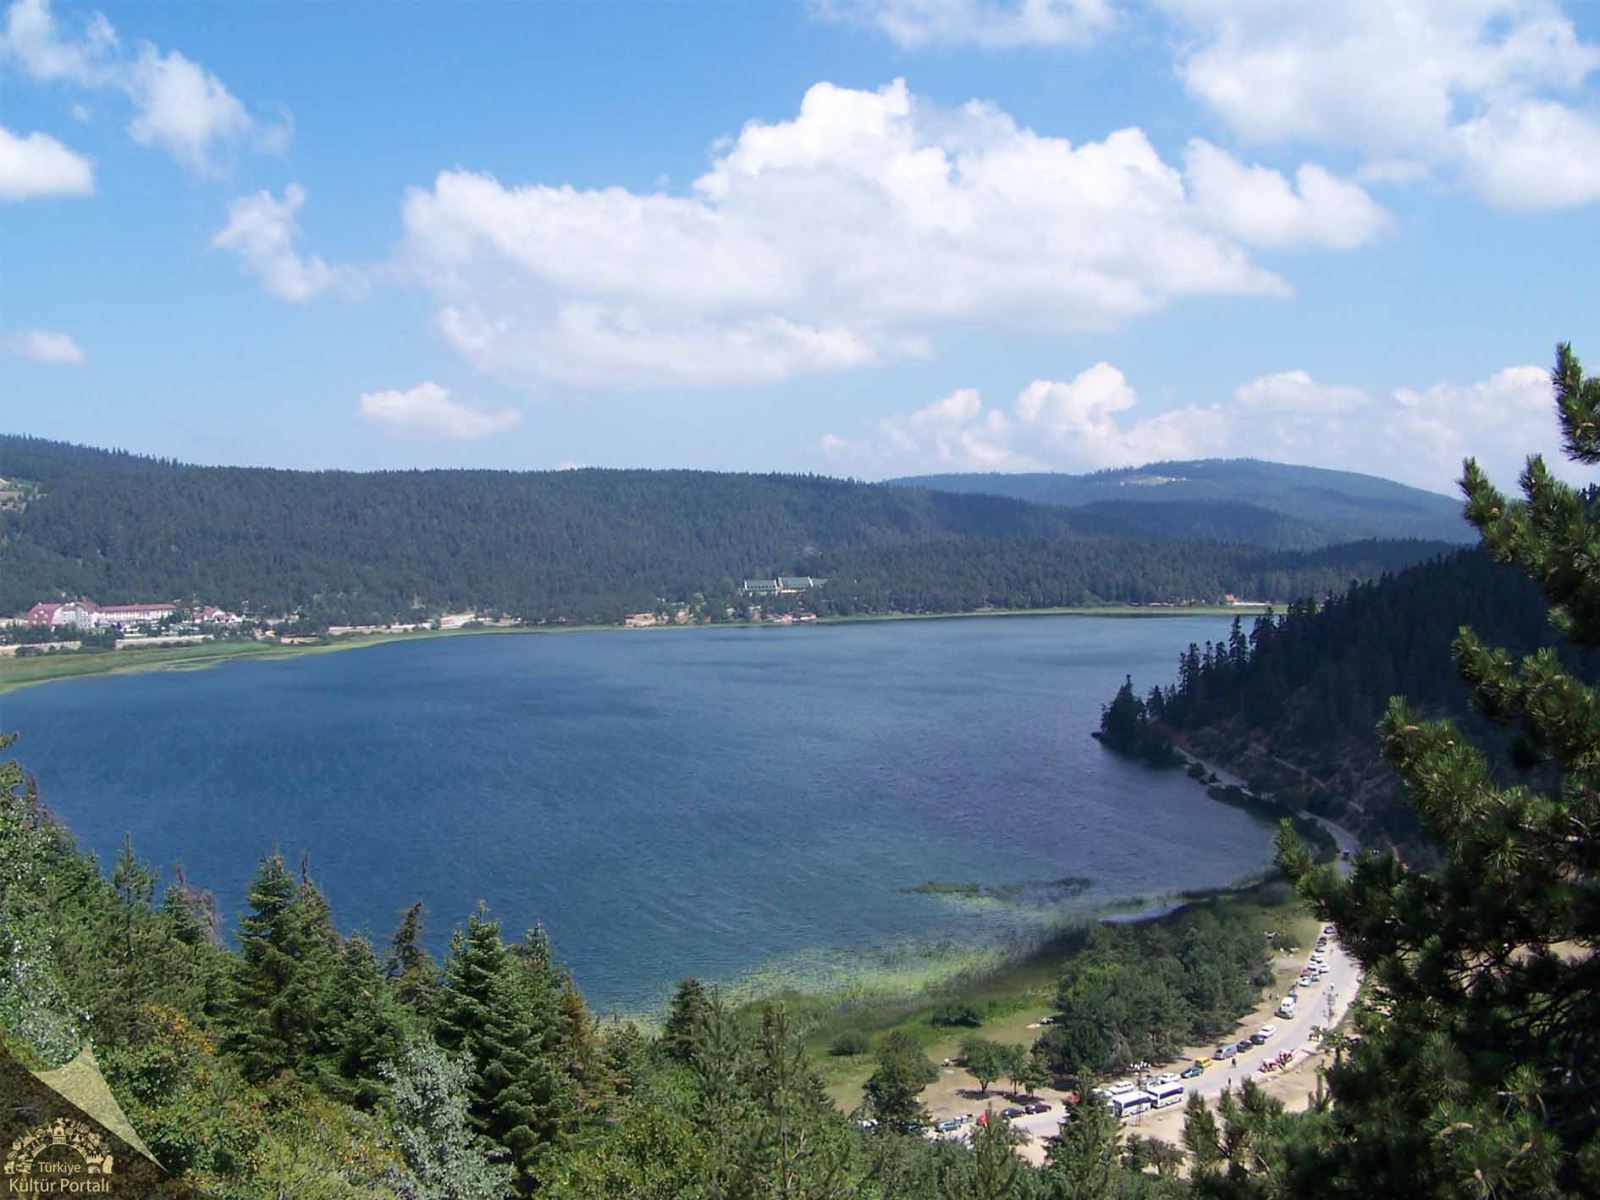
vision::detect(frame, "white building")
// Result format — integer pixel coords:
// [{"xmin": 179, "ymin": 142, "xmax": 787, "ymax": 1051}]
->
[{"xmin": 26, "ymin": 600, "xmax": 240, "ymax": 630}]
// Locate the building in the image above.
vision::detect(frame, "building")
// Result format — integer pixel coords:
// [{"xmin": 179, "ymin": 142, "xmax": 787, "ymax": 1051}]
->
[
  {"xmin": 28, "ymin": 601, "xmax": 99, "ymax": 629},
  {"xmin": 739, "ymin": 577, "xmax": 827, "ymax": 596},
  {"xmin": 26, "ymin": 600, "xmax": 239, "ymax": 630}
]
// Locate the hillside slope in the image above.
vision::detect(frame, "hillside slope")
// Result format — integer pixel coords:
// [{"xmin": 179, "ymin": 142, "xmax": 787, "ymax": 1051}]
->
[
  {"xmin": 892, "ymin": 459, "xmax": 1473, "ymax": 547},
  {"xmin": 1101, "ymin": 550, "xmax": 1597, "ymax": 853},
  {"xmin": 0, "ymin": 436, "xmax": 1453, "ymax": 623}
]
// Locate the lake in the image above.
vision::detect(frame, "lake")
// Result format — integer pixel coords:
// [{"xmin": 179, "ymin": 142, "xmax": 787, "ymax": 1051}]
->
[{"xmin": 0, "ymin": 616, "xmax": 1273, "ymax": 1011}]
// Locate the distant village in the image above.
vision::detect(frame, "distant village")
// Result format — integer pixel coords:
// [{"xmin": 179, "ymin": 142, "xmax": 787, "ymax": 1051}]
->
[
  {"xmin": 5, "ymin": 574, "xmax": 1268, "ymax": 661},
  {"xmin": 3, "ymin": 579, "xmax": 835, "ymax": 658}
]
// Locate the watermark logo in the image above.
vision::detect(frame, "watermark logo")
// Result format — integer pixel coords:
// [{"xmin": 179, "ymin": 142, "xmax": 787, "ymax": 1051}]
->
[{"xmin": 4, "ymin": 1117, "xmax": 113, "ymax": 1195}]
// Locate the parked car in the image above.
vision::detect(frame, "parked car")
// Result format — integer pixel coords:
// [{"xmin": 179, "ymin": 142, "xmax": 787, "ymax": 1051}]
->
[
  {"xmin": 1215, "ymin": 1043, "xmax": 1237, "ymax": 1059},
  {"xmin": 1024, "ymin": 1102, "xmax": 1050, "ymax": 1114},
  {"xmin": 1001, "ymin": 1107, "xmax": 1025, "ymax": 1120},
  {"xmin": 1251, "ymin": 1025, "xmax": 1277, "ymax": 1044},
  {"xmin": 935, "ymin": 1119, "xmax": 961, "ymax": 1133},
  {"xmin": 1181, "ymin": 1064, "xmax": 1204, "ymax": 1079}
]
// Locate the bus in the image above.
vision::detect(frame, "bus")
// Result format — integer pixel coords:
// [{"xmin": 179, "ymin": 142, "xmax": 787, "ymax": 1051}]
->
[
  {"xmin": 1103, "ymin": 1090, "xmax": 1154, "ymax": 1119},
  {"xmin": 1149, "ymin": 1082, "xmax": 1186, "ymax": 1109}
]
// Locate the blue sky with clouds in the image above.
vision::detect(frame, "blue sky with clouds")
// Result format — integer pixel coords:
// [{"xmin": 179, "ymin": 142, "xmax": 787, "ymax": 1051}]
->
[{"xmin": 2, "ymin": 0, "xmax": 1597, "ymax": 492}]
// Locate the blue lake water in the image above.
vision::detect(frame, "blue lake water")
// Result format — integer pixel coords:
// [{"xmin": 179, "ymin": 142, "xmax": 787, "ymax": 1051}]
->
[{"xmin": 0, "ymin": 616, "xmax": 1273, "ymax": 1011}]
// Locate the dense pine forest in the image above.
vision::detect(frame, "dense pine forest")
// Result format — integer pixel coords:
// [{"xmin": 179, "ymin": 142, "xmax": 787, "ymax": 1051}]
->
[
  {"xmin": 0, "ymin": 436, "xmax": 1452, "ymax": 625},
  {"xmin": 1097, "ymin": 549, "xmax": 1597, "ymax": 852}
]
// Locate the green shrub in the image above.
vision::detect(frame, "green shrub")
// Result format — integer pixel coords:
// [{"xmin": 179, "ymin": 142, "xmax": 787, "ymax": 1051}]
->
[
  {"xmin": 928, "ymin": 1002, "xmax": 982, "ymax": 1028},
  {"xmin": 829, "ymin": 1029, "xmax": 871, "ymax": 1056}
]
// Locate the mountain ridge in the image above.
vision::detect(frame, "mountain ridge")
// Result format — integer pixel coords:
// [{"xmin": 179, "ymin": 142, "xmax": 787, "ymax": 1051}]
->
[{"xmin": 890, "ymin": 458, "xmax": 1473, "ymax": 547}]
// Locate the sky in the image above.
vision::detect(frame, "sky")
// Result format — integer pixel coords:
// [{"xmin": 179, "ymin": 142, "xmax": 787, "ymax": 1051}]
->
[{"xmin": 1, "ymin": 0, "xmax": 1597, "ymax": 494}]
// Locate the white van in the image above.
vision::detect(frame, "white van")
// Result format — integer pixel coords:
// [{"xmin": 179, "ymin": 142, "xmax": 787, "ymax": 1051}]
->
[{"xmin": 1277, "ymin": 996, "xmax": 1297, "ymax": 1018}]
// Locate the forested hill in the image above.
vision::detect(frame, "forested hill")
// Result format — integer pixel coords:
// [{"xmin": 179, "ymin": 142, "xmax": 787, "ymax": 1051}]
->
[
  {"xmin": 893, "ymin": 459, "xmax": 1474, "ymax": 547},
  {"xmin": 1099, "ymin": 549, "xmax": 1597, "ymax": 853},
  {"xmin": 0, "ymin": 435, "xmax": 1452, "ymax": 624}
]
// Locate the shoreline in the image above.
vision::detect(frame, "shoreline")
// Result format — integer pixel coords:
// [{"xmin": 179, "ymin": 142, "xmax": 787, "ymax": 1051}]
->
[
  {"xmin": 0, "ymin": 604, "xmax": 1264, "ymax": 696},
  {"xmin": 685, "ymin": 863, "xmax": 1296, "ymax": 1034}
]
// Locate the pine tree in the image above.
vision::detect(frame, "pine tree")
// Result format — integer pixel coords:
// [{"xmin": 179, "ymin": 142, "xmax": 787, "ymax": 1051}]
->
[
  {"xmin": 1042, "ymin": 1093, "xmax": 1119, "ymax": 1198},
  {"xmin": 436, "ymin": 903, "xmax": 571, "ymax": 1195},
  {"xmin": 661, "ymin": 977, "xmax": 711, "ymax": 1064},
  {"xmin": 388, "ymin": 901, "xmax": 440, "ymax": 1020},
  {"xmin": 161, "ymin": 868, "xmax": 211, "ymax": 948},
  {"xmin": 317, "ymin": 933, "xmax": 414, "ymax": 1108},
  {"xmin": 745, "ymin": 1004, "xmax": 855, "ymax": 1200},
  {"xmin": 224, "ymin": 852, "xmax": 307, "ymax": 1080},
  {"xmin": 103, "ymin": 834, "xmax": 161, "ymax": 1045},
  {"xmin": 1275, "ymin": 342, "xmax": 1600, "ymax": 1197},
  {"xmin": 944, "ymin": 1107, "xmax": 1031, "ymax": 1200}
]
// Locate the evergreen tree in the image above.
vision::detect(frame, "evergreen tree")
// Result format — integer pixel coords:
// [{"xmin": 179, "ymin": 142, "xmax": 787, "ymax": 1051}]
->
[
  {"xmin": 436, "ymin": 903, "xmax": 571, "ymax": 1195},
  {"xmin": 863, "ymin": 1032, "xmax": 937, "ymax": 1133},
  {"xmin": 388, "ymin": 901, "xmax": 440, "ymax": 1019},
  {"xmin": 661, "ymin": 977, "xmax": 711, "ymax": 1064},
  {"xmin": 1181, "ymin": 1091, "xmax": 1223, "ymax": 1174},
  {"xmin": 1043, "ymin": 1093, "xmax": 1119, "ymax": 1198},
  {"xmin": 316, "ymin": 932, "xmax": 414, "ymax": 1108},
  {"xmin": 944, "ymin": 1109, "xmax": 1033, "ymax": 1200},
  {"xmin": 1272, "ymin": 343, "xmax": 1600, "ymax": 1197},
  {"xmin": 744, "ymin": 1004, "xmax": 855, "ymax": 1200},
  {"xmin": 224, "ymin": 851, "xmax": 333, "ymax": 1081},
  {"xmin": 100, "ymin": 834, "xmax": 162, "ymax": 1045},
  {"xmin": 381, "ymin": 1036, "xmax": 512, "ymax": 1200},
  {"xmin": 161, "ymin": 867, "xmax": 212, "ymax": 948}
]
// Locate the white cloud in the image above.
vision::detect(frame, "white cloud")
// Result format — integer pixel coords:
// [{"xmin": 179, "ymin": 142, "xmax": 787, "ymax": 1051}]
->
[
  {"xmin": 0, "ymin": 0, "xmax": 117, "ymax": 85},
  {"xmin": 1379, "ymin": 365, "xmax": 1572, "ymax": 488},
  {"xmin": 823, "ymin": 361, "xmax": 1570, "ymax": 490},
  {"xmin": 399, "ymin": 80, "xmax": 1385, "ymax": 390},
  {"xmin": 0, "ymin": 124, "xmax": 92, "ymax": 199},
  {"xmin": 211, "ymin": 184, "xmax": 362, "ymax": 302},
  {"xmin": 358, "ymin": 382, "xmax": 521, "ymax": 441},
  {"xmin": 1160, "ymin": 0, "xmax": 1600, "ymax": 209},
  {"xmin": 816, "ymin": 0, "xmax": 1118, "ymax": 48},
  {"xmin": 871, "ymin": 387, "xmax": 1022, "ymax": 470},
  {"xmin": 1183, "ymin": 139, "xmax": 1390, "ymax": 248},
  {"xmin": 1230, "ymin": 369, "xmax": 1367, "ymax": 412},
  {"xmin": 824, "ymin": 363, "xmax": 1224, "ymax": 474},
  {"xmin": 2, "ymin": 327, "xmax": 84, "ymax": 364},
  {"xmin": 124, "ymin": 44, "xmax": 252, "ymax": 175},
  {"xmin": 0, "ymin": 0, "xmax": 281, "ymax": 174},
  {"xmin": 1453, "ymin": 98, "xmax": 1600, "ymax": 209}
]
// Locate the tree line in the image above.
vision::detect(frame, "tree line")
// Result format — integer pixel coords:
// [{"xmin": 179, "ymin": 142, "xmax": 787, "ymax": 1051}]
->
[
  {"xmin": 1097, "ymin": 547, "xmax": 1596, "ymax": 853},
  {"xmin": 0, "ymin": 435, "xmax": 1450, "ymax": 625}
]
